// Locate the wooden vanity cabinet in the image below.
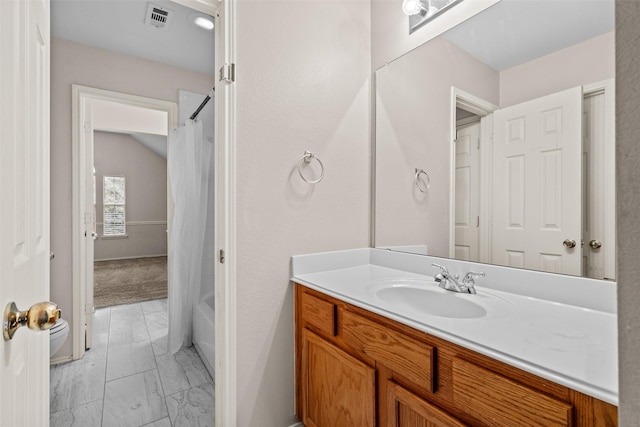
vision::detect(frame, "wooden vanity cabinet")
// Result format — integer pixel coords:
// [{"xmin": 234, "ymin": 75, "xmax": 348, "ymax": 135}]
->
[{"xmin": 295, "ymin": 283, "xmax": 618, "ymax": 427}]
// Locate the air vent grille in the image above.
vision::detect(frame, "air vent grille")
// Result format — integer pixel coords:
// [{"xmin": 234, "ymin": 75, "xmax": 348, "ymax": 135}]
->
[{"xmin": 145, "ymin": 3, "xmax": 173, "ymax": 30}]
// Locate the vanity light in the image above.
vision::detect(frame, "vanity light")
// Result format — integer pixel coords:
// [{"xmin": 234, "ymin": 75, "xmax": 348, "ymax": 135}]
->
[
  {"xmin": 189, "ymin": 12, "xmax": 214, "ymax": 31},
  {"xmin": 402, "ymin": 0, "xmax": 427, "ymax": 16},
  {"xmin": 403, "ymin": 0, "xmax": 464, "ymax": 34}
]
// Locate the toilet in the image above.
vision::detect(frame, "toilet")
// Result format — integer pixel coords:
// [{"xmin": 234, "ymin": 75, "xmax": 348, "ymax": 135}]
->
[{"xmin": 50, "ymin": 318, "xmax": 69, "ymax": 357}]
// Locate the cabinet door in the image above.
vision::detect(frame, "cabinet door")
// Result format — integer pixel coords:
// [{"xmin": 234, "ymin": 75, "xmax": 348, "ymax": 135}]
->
[
  {"xmin": 387, "ymin": 381, "xmax": 466, "ymax": 427},
  {"xmin": 301, "ymin": 329, "xmax": 376, "ymax": 427}
]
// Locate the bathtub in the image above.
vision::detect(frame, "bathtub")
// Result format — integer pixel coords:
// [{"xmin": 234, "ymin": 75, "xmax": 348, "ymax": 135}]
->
[{"xmin": 193, "ymin": 293, "xmax": 215, "ymax": 379}]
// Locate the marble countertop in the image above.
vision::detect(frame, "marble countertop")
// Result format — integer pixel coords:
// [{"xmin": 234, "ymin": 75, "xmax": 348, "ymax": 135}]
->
[{"xmin": 291, "ymin": 248, "xmax": 618, "ymax": 406}]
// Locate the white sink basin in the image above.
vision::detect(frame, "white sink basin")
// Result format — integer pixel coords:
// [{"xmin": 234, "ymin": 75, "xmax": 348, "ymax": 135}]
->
[
  {"xmin": 365, "ymin": 279, "xmax": 513, "ymax": 320},
  {"xmin": 375, "ymin": 285, "xmax": 487, "ymax": 318}
]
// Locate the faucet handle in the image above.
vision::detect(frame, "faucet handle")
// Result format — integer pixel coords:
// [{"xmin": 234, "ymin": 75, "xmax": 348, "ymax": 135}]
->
[
  {"xmin": 463, "ymin": 271, "xmax": 485, "ymax": 283},
  {"xmin": 432, "ymin": 263, "xmax": 449, "ymax": 274}
]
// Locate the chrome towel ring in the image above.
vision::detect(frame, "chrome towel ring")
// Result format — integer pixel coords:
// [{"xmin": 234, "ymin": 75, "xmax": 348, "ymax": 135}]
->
[
  {"xmin": 298, "ymin": 151, "xmax": 324, "ymax": 184},
  {"xmin": 415, "ymin": 168, "xmax": 431, "ymax": 193}
]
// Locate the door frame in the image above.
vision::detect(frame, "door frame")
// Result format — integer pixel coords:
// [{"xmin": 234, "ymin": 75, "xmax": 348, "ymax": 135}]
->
[
  {"xmin": 212, "ymin": 1, "xmax": 237, "ymax": 426},
  {"xmin": 71, "ymin": 85, "xmax": 178, "ymax": 360},
  {"xmin": 449, "ymin": 88, "xmax": 497, "ymax": 260}
]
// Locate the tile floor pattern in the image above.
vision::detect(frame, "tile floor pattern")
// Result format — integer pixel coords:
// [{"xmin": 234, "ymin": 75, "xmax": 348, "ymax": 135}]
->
[{"xmin": 50, "ymin": 299, "xmax": 215, "ymax": 427}]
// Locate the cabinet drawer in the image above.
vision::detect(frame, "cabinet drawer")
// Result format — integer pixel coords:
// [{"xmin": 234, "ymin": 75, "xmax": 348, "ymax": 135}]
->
[
  {"xmin": 452, "ymin": 357, "xmax": 573, "ymax": 426},
  {"xmin": 342, "ymin": 310, "xmax": 436, "ymax": 393},
  {"xmin": 300, "ymin": 290, "xmax": 336, "ymax": 337}
]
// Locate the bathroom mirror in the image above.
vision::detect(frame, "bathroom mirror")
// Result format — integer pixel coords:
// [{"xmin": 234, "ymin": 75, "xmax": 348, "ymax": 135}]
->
[{"xmin": 374, "ymin": 0, "xmax": 615, "ymax": 280}]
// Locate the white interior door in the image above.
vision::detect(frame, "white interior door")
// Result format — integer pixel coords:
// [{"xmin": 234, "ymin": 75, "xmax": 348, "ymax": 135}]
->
[
  {"xmin": 491, "ymin": 86, "xmax": 582, "ymax": 275},
  {"xmin": 0, "ymin": 0, "xmax": 51, "ymax": 425},
  {"xmin": 455, "ymin": 122, "xmax": 481, "ymax": 261},
  {"xmin": 583, "ymin": 81, "xmax": 616, "ymax": 280}
]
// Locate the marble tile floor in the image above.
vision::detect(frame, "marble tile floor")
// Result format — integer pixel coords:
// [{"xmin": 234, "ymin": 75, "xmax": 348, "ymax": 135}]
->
[{"xmin": 50, "ymin": 299, "xmax": 215, "ymax": 427}]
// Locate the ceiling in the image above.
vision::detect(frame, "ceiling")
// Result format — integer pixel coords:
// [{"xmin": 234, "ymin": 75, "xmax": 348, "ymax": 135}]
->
[
  {"xmin": 50, "ymin": 0, "xmax": 614, "ymax": 80},
  {"xmin": 442, "ymin": 0, "xmax": 614, "ymax": 71},
  {"xmin": 51, "ymin": 0, "xmax": 215, "ymax": 75}
]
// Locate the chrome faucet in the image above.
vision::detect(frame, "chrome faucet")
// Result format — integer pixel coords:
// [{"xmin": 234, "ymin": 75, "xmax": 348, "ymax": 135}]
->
[{"xmin": 432, "ymin": 263, "xmax": 485, "ymax": 294}]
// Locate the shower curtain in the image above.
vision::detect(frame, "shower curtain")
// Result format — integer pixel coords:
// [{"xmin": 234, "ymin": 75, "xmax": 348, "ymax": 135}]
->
[{"xmin": 167, "ymin": 119, "xmax": 212, "ymax": 353}]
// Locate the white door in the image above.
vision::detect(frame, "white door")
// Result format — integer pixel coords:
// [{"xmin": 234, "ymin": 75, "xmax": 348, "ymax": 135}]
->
[
  {"xmin": 583, "ymin": 83, "xmax": 616, "ymax": 280},
  {"xmin": 455, "ymin": 122, "xmax": 481, "ymax": 261},
  {"xmin": 491, "ymin": 86, "xmax": 582, "ymax": 275},
  {"xmin": 0, "ymin": 0, "xmax": 52, "ymax": 425}
]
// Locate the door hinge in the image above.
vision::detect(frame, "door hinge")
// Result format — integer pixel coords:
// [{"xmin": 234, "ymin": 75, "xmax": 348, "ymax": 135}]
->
[
  {"xmin": 219, "ymin": 63, "xmax": 235, "ymax": 83},
  {"xmin": 477, "ymin": 216, "xmax": 480, "ymax": 227},
  {"xmin": 219, "ymin": 249, "xmax": 225, "ymax": 264},
  {"xmin": 477, "ymin": 137, "xmax": 480, "ymax": 149}
]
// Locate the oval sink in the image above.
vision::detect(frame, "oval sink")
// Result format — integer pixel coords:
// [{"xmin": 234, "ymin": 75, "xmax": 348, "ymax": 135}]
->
[{"xmin": 375, "ymin": 285, "xmax": 487, "ymax": 319}]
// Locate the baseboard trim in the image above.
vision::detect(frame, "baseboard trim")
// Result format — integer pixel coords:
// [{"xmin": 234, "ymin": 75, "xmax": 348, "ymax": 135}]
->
[
  {"xmin": 94, "ymin": 254, "xmax": 168, "ymax": 262},
  {"xmin": 50, "ymin": 355, "xmax": 73, "ymax": 365}
]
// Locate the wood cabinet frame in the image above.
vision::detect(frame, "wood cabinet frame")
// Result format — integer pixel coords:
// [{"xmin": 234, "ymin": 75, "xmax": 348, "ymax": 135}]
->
[{"xmin": 295, "ymin": 283, "xmax": 617, "ymax": 427}]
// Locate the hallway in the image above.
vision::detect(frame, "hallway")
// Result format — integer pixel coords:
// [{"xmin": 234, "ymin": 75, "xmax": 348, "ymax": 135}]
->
[{"xmin": 50, "ymin": 299, "xmax": 214, "ymax": 426}]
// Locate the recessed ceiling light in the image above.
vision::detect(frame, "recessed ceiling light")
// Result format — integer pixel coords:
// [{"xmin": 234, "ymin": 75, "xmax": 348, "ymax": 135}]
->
[{"xmin": 189, "ymin": 13, "xmax": 214, "ymax": 31}]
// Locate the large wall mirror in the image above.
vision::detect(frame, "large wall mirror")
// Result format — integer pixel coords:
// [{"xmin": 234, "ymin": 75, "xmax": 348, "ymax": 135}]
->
[{"xmin": 374, "ymin": 0, "xmax": 615, "ymax": 280}]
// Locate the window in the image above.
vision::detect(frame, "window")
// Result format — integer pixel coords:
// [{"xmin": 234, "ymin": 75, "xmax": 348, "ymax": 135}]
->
[{"xmin": 103, "ymin": 176, "xmax": 126, "ymax": 236}]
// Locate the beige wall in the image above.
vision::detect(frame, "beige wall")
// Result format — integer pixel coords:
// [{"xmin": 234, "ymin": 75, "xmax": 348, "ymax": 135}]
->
[
  {"xmin": 500, "ymin": 31, "xmax": 615, "ymax": 107},
  {"xmin": 235, "ymin": 1, "xmax": 371, "ymax": 425},
  {"xmin": 375, "ymin": 36, "xmax": 499, "ymax": 256},
  {"xmin": 616, "ymin": 1, "xmax": 640, "ymax": 424},
  {"xmin": 94, "ymin": 132, "xmax": 167, "ymax": 261},
  {"xmin": 50, "ymin": 37, "xmax": 213, "ymax": 359}
]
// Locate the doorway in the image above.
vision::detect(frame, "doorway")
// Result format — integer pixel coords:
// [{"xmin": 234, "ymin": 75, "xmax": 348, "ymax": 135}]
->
[{"xmin": 71, "ymin": 86, "xmax": 177, "ymax": 358}]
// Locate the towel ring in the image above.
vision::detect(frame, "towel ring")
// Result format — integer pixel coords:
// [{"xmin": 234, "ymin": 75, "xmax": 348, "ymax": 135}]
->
[
  {"xmin": 415, "ymin": 168, "xmax": 431, "ymax": 193},
  {"xmin": 298, "ymin": 151, "xmax": 324, "ymax": 184}
]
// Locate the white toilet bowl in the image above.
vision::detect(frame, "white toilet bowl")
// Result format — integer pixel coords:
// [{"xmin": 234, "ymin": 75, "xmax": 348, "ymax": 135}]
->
[{"xmin": 50, "ymin": 318, "xmax": 69, "ymax": 357}]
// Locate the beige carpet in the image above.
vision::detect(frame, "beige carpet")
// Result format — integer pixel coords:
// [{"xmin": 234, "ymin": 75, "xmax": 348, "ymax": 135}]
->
[{"xmin": 94, "ymin": 256, "xmax": 168, "ymax": 308}]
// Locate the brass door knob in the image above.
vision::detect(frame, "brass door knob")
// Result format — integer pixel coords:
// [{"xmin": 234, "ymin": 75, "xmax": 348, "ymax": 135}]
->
[
  {"xmin": 589, "ymin": 239, "xmax": 603, "ymax": 249},
  {"xmin": 563, "ymin": 239, "xmax": 577, "ymax": 249},
  {"xmin": 3, "ymin": 301, "xmax": 61, "ymax": 341}
]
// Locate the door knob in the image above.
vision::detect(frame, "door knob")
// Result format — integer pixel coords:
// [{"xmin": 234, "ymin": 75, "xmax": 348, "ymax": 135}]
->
[
  {"xmin": 563, "ymin": 239, "xmax": 577, "ymax": 249},
  {"xmin": 3, "ymin": 301, "xmax": 60, "ymax": 341},
  {"xmin": 589, "ymin": 239, "xmax": 603, "ymax": 249}
]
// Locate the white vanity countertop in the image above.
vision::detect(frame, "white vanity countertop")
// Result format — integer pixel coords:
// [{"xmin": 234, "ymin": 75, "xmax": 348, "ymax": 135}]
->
[{"xmin": 291, "ymin": 248, "xmax": 618, "ymax": 406}]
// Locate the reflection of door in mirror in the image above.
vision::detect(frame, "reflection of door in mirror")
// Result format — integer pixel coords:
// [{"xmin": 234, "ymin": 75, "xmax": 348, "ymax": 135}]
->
[
  {"xmin": 452, "ymin": 82, "xmax": 615, "ymax": 280},
  {"xmin": 490, "ymin": 86, "xmax": 583, "ymax": 276},
  {"xmin": 454, "ymin": 120, "xmax": 480, "ymax": 262},
  {"xmin": 582, "ymin": 81, "xmax": 616, "ymax": 281}
]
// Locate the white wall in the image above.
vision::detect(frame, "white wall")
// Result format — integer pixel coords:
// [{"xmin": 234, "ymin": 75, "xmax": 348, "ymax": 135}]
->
[
  {"xmin": 50, "ymin": 37, "xmax": 213, "ymax": 359},
  {"xmin": 375, "ymin": 36, "xmax": 499, "ymax": 256},
  {"xmin": 94, "ymin": 131, "xmax": 167, "ymax": 261},
  {"xmin": 616, "ymin": 1, "xmax": 640, "ymax": 424},
  {"xmin": 235, "ymin": 1, "xmax": 371, "ymax": 425},
  {"xmin": 499, "ymin": 31, "xmax": 615, "ymax": 107}
]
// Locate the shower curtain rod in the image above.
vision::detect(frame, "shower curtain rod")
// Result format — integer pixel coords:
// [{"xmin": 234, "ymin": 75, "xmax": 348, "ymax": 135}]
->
[{"xmin": 189, "ymin": 87, "xmax": 215, "ymax": 120}]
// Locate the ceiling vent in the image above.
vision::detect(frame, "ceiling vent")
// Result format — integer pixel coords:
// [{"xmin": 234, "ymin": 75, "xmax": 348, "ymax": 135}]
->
[{"xmin": 145, "ymin": 3, "xmax": 173, "ymax": 30}]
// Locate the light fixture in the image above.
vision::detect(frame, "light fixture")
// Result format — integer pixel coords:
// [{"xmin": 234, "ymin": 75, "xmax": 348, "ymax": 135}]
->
[
  {"xmin": 402, "ymin": 0, "xmax": 426, "ymax": 16},
  {"xmin": 188, "ymin": 12, "xmax": 214, "ymax": 31},
  {"xmin": 403, "ymin": 0, "xmax": 463, "ymax": 34}
]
